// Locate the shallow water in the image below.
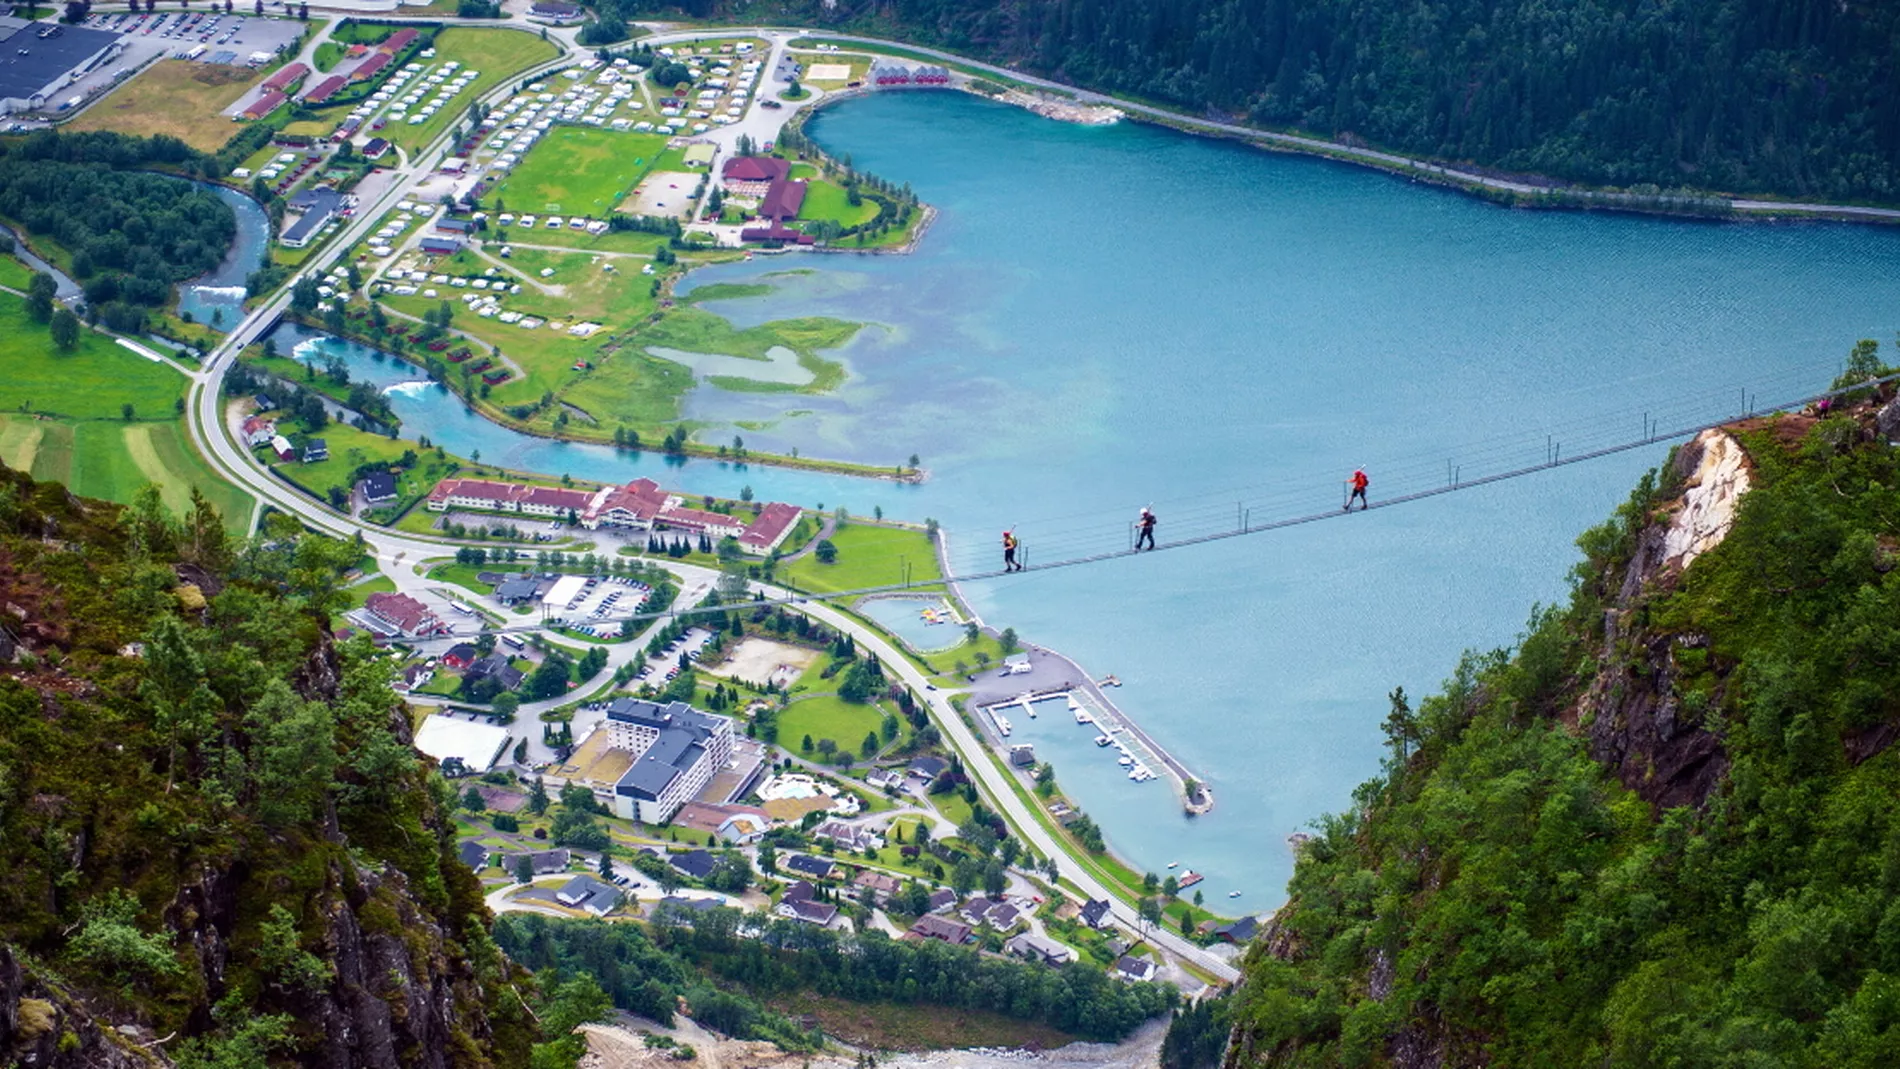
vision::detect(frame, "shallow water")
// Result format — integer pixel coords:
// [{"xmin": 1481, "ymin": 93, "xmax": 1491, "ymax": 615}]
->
[{"xmin": 273, "ymin": 90, "xmax": 1900, "ymax": 909}]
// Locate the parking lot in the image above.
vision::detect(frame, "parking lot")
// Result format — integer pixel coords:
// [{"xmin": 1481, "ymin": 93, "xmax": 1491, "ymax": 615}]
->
[
  {"xmin": 84, "ymin": 9, "xmax": 304, "ymax": 62},
  {"xmin": 541, "ymin": 574, "xmax": 656, "ymax": 639}
]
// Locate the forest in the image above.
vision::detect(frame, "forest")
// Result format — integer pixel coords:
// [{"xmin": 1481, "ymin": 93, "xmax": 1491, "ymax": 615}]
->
[
  {"xmin": 498, "ymin": 906, "xmax": 1177, "ymax": 1045},
  {"xmin": 1225, "ymin": 352, "xmax": 1900, "ymax": 1066},
  {"xmin": 0, "ymin": 130, "xmax": 234, "ymax": 307},
  {"xmin": 725, "ymin": 0, "xmax": 1900, "ymax": 201},
  {"xmin": 0, "ymin": 467, "xmax": 573, "ymax": 1067}
]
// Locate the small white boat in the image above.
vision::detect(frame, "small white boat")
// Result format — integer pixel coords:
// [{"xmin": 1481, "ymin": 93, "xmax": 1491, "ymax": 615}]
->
[
  {"xmin": 1074, "ymin": 708, "xmax": 1094, "ymax": 724},
  {"xmin": 995, "ymin": 714, "xmax": 1012, "ymax": 737},
  {"xmin": 1166, "ymin": 861, "xmax": 1179, "ymax": 869},
  {"xmin": 1118, "ymin": 755, "xmax": 1133, "ymax": 767},
  {"xmin": 1095, "ymin": 734, "xmax": 1112, "ymax": 746},
  {"xmin": 1228, "ymin": 891, "xmax": 1242, "ymax": 898}
]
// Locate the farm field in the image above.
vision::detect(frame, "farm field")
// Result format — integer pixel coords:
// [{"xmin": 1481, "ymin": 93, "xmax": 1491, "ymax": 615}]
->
[
  {"xmin": 68, "ymin": 60, "xmax": 263, "ymax": 151},
  {"xmin": 382, "ymin": 28, "xmax": 561, "ymax": 152},
  {"xmin": 491, "ymin": 128, "xmax": 670, "ymax": 217},
  {"xmin": 0, "ymin": 415, "xmax": 252, "ymax": 535},
  {"xmin": 0, "ymin": 294, "xmax": 186, "ymax": 421}
]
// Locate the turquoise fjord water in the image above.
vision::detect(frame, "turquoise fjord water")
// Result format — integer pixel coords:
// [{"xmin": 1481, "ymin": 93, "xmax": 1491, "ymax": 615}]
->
[{"xmin": 280, "ymin": 89, "xmax": 1900, "ymax": 910}]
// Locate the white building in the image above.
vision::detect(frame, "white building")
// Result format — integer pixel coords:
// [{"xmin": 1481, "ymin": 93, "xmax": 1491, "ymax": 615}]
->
[{"xmin": 601, "ymin": 699, "xmax": 735, "ymax": 823}]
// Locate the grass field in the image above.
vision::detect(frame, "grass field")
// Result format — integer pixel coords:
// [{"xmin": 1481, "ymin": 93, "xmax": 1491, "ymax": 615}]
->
[
  {"xmin": 780, "ymin": 693, "xmax": 893, "ymax": 757},
  {"xmin": 68, "ymin": 60, "xmax": 262, "ymax": 151},
  {"xmin": 780, "ymin": 523, "xmax": 943, "ymax": 596},
  {"xmin": 383, "ymin": 28, "xmax": 560, "ymax": 152},
  {"xmin": 0, "ymin": 253, "xmax": 35, "ymax": 291},
  {"xmin": 799, "ymin": 179, "xmax": 881, "ymax": 228},
  {"xmin": 0, "ymin": 415, "xmax": 252, "ymax": 535},
  {"xmin": 0, "ymin": 295, "xmax": 186, "ymax": 420},
  {"xmin": 265, "ymin": 421, "xmax": 457, "ymax": 506},
  {"xmin": 491, "ymin": 128, "xmax": 671, "ymax": 217}
]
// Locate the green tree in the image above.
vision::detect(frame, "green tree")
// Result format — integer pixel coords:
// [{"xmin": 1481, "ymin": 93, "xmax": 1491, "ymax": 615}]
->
[
  {"xmin": 526, "ymin": 777, "xmax": 549, "ymax": 815},
  {"xmin": 514, "ymin": 855, "xmax": 534, "ymax": 884},
  {"xmin": 462, "ymin": 785, "xmax": 486, "ymax": 812},
  {"xmin": 531, "ymin": 974, "xmax": 614, "ymax": 1068},
  {"xmin": 69, "ymin": 889, "xmax": 183, "ymax": 981},
  {"xmin": 256, "ymin": 904, "xmax": 330, "ymax": 992},
  {"xmin": 24, "ymin": 271, "xmax": 55, "ymax": 322},
  {"xmin": 814, "ymin": 539, "xmax": 837, "ymax": 564},
  {"xmin": 48, "ymin": 306, "xmax": 78, "ymax": 349}
]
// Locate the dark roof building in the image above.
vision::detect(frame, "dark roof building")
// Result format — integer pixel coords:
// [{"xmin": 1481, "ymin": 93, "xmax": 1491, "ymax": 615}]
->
[
  {"xmin": 419, "ymin": 235, "xmax": 463, "ymax": 256},
  {"xmin": 757, "ymin": 179, "xmax": 805, "ymax": 221},
  {"xmin": 908, "ymin": 756, "xmax": 949, "ymax": 780},
  {"xmin": 781, "ymin": 879, "xmax": 816, "ymax": 903},
  {"xmin": 359, "ymin": 470, "xmax": 397, "ymax": 503},
  {"xmin": 280, "ymin": 189, "xmax": 345, "ymax": 249},
  {"xmin": 493, "ymin": 577, "xmax": 541, "ymax": 604},
  {"xmin": 783, "ymin": 854, "xmax": 835, "ymax": 880},
  {"xmin": 908, "ymin": 914, "xmax": 972, "ymax": 945},
  {"xmin": 0, "ymin": 21, "xmax": 124, "ymax": 115},
  {"xmin": 1214, "ymin": 915, "xmax": 1260, "ymax": 943},
  {"xmin": 780, "ymin": 898, "xmax": 838, "ymax": 926},
  {"xmin": 262, "ymin": 61, "xmax": 310, "ymax": 93},
  {"xmin": 926, "ymin": 888, "xmax": 957, "ymax": 913},
  {"xmin": 668, "ymin": 849, "xmax": 717, "ymax": 880},
  {"xmin": 721, "ymin": 155, "xmax": 790, "ymax": 185},
  {"xmin": 603, "ymin": 698, "xmax": 736, "ymax": 824},
  {"xmin": 496, "ymin": 848, "xmax": 570, "ymax": 875},
  {"xmin": 302, "ymin": 438, "xmax": 329, "ymax": 462},
  {"xmin": 739, "ymin": 222, "xmax": 812, "ymax": 246},
  {"xmin": 363, "ymin": 592, "xmax": 447, "ymax": 637},
  {"xmin": 466, "ymin": 653, "xmax": 523, "ymax": 691},
  {"xmin": 362, "ymin": 136, "xmax": 391, "ymax": 160},
  {"xmin": 553, "ymin": 874, "xmax": 621, "ymax": 915},
  {"xmin": 1114, "ymin": 955, "xmax": 1157, "ymax": 983},
  {"xmin": 1079, "ymin": 898, "xmax": 1114, "ymax": 929},
  {"xmin": 457, "ymin": 840, "xmax": 488, "ymax": 871}
]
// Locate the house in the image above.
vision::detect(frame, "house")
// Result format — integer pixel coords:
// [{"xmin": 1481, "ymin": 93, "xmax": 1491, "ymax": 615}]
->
[
  {"xmin": 436, "ymin": 216, "xmax": 474, "ymax": 234},
  {"xmin": 813, "ymin": 820, "xmax": 881, "ymax": 853},
  {"xmin": 908, "ymin": 914, "xmax": 972, "ymax": 945},
  {"xmin": 908, "ymin": 756, "xmax": 948, "ymax": 781},
  {"xmin": 961, "ymin": 897, "xmax": 1017, "ymax": 928},
  {"xmin": 493, "ymin": 577, "xmax": 542, "ymax": 605},
  {"xmin": 1009, "ymin": 744, "xmax": 1036, "ymax": 767},
  {"xmin": 554, "ymin": 874, "xmax": 622, "ymax": 915},
  {"xmin": 758, "ymin": 179, "xmax": 806, "ymax": 221},
  {"xmin": 926, "ymin": 888, "xmax": 957, "ymax": 914},
  {"xmin": 1113, "ymin": 955, "xmax": 1157, "ymax": 983},
  {"xmin": 240, "ymin": 89, "xmax": 286, "ymax": 122},
  {"xmin": 349, "ymin": 49, "xmax": 393, "ymax": 83},
  {"xmin": 301, "ymin": 74, "xmax": 347, "ymax": 104},
  {"xmin": 602, "ymin": 698, "xmax": 737, "ymax": 824},
  {"xmin": 268, "ymin": 435, "xmax": 296, "ymax": 462},
  {"xmin": 358, "ymin": 470, "xmax": 397, "ymax": 504},
  {"xmin": 379, "ymin": 29, "xmax": 420, "ymax": 54},
  {"xmin": 302, "ymin": 437, "xmax": 328, "ymax": 463},
  {"xmin": 465, "ymin": 653, "xmax": 524, "ymax": 691},
  {"xmin": 1079, "ymin": 898, "xmax": 1114, "ymax": 929},
  {"xmin": 668, "ymin": 849, "xmax": 717, "ymax": 881},
  {"xmin": 419, "ymin": 235, "xmax": 464, "ymax": 256},
  {"xmin": 738, "ymin": 502, "xmax": 800, "ymax": 556},
  {"xmin": 241, "ymin": 415, "xmax": 275, "ymax": 447},
  {"xmin": 261, "ymin": 61, "xmax": 310, "ymax": 94},
  {"xmin": 1001, "ymin": 652, "xmax": 1032, "ymax": 675},
  {"xmin": 362, "ymin": 137, "xmax": 391, "ymax": 160},
  {"xmin": 781, "ymin": 879, "xmax": 816, "ymax": 903},
  {"xmin": 778, "ymin": 897, "xmax": 839, "ymax": 926},
  {"xmin": 458, "ymin": 840, "xmax": 489, "ymax": 871},
  {"xmin": 527, "ymin": 0, "xmax": 583, "ymax": 24},
  {"xmin": 1005, "ymin": 932, "xmax": 1077, "ymax": 966},
  {"xmin": 397, "ymin": 662, "xmax": 433, "ymax": 693},
  {"xmin": 280, "ymin": 188, "xmax": 345, "ymax": 250},
  {"xmin": 716, "ymin": 813, "xmax": 768, "ymax": 845},
  {"xmin": 852, "ymin": 869, "xmax": 900, "ymax": 903},
  {"xmin": 253, "ymin": 394, "xmax": 277, "ymax": 412},
  {"xmin": 782, "ymin": 854, "xmax": 835, "ymax": 881},
  {"xmin": 1212, "ymin": 915, "xmax": 1260, "ymax": 944},
  {"xmin": 363, "ymin": 592, "xmax": 449, "ymax": 637},
  {"xmin": 720, "ymin": 155, "xmax": 789, "ymax": 196},
  {"xmin": 496, "ymin": 848, "xmax": 571, "ymax": 876},
  {"xmin": 864, "ymin": 768, "xmax": 905, "ymax": 791},
  {"xmin": 440, "ymin": 643, "xmax": 478, "ymax": 670}
]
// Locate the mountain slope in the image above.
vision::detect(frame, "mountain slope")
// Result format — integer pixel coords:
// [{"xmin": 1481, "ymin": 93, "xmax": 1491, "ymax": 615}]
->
[
  {"xmin": 1226, "ymin": 378, "xmax": 1900, "ymax": 1066},
  {"xmin": 0, "ymin": 470, "xmax": 536, "ymax": 1067}
]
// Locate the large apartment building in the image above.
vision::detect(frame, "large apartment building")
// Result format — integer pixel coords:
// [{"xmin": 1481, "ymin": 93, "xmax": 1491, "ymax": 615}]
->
[{"xmin": 602, "ymin": 698, "xmax": 735, "ymax": 823}]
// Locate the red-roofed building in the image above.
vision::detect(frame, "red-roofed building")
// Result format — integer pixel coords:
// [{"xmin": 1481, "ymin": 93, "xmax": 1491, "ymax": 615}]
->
[
  {"xmin": 515, "ymin": 484, "xmax": 593, "ymax": 518},
  {"xmin": 740, "ymin": 223, "xmax": 813, "ymax": 246},
  {"xmin": 241, "ymin": 89, "xmax": 287, "ymax": 121},
  {"xmin": 721, "ymin": 155, "xmax": 790, "ymax": 196},
  {"xmin": 738, "ymin": 502, "xmax": 800, "ymax": 556},
  {"xmin": 302, "ymin": 74, "xmax": 347, "ymax": 104},
  {"xmin": 380, "ymin": 28, "xmax": 420, "ymax": 54},
  {"xmin": 580, "ymin": 477, "xmax": 668, "ymax": 529},
  {"xmin": 350, "ymin": 50, "xmax": 393, "ymax": 83},
  {"xmin": 363, "ymin": 592, "xmax": 448, "ymax": 637},
  {"xmin": 758, "ymin": 179, "xmax": 805, "ymax": 221},
  {"xmin": 655, "ymin": 505, "xmax": 747, "ymax": 540},
  {"xmin": 240, "ymin": 415, "xmax": 276, "ymax": 447},
  {"xmin": 427, "ymin": 478, "xmax": 519, "ymax": 512},
  {"xmin": 262, "ymin": 62, "xmax": 309, "ymax": 93}
]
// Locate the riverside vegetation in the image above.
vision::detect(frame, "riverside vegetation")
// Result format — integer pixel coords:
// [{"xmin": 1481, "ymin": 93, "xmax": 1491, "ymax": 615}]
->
[
  {"xmin": 1215, "ymin": 350, "xmax": 1900, "ymax": 1066},
  {"xmin": 757, "ymin": 0, "xmax": 1900, "ymax": 202}
]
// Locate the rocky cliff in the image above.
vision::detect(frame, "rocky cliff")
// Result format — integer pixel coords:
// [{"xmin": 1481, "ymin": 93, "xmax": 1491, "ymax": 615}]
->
[
  {"xmin": 0, "ymin": 467, "xmax": 536, "ymax": 1068},
  {"xmin": 1225, "ymin": 380, "xmax": 1900, "ymax": 1067}
]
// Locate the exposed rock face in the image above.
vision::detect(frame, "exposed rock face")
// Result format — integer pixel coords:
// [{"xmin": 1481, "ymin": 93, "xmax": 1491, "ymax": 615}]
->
[
  {"xmin": 1879, "ymin": 395, "xmax": 1900, "ymax": 442},
  {"xmin": 0, "ymin": 947, "xmax": 160, "ymax": 1069},
  {"xmin": 1660, "ymin": 429, "xmax": 1750, "ymax": 571}
]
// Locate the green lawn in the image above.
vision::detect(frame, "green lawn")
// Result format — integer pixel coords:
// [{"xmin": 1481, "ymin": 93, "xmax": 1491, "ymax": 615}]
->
[
  {"xmin": 0, "ymin": 253, "xmax": 35, "ymax": 291},
  {"xmin": 343, "ymin": 574, "xmax": 397, "ymax": 610},
  {"xmin": 265, "ymin": 421, "xmax": 454, "ymax": 505},
  {"xmin": 383, "ymin": 28, "xmax": 561, "ymax": 152},
  {"xmin": 780, "ymin": 693, "xmax": 895, "ymax": 757},
  {"xmin": 491, "ymin": 128, "xmax": 671, "ymax": 217},
  {"xmin": 0, "ymin": 296, "xmax": 187, "ymax": 422},
  {"xmin": 427, "ymin": 561, "xmax": 499, "ymax": 595},
  {"xmin": 799, "ymin": 179, "xmax": 880, "ymax": 228},
  {"xmin": 780, "ymin": 523, "xmax": 943, "ymax": 596}
]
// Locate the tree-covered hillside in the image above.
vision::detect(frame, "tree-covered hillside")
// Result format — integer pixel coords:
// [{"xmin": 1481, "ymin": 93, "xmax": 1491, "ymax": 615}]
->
[
  {"xmin": 760, "ymin": 0, "xmax": 1900, "ymax": 201},
  {"xmin": 0, "ymin": 470, "xmax": 539, "ymax": 1067},
  {"xmin": 1223, "ymin": 356, "xmax": 1900, "ymax": 1066}
]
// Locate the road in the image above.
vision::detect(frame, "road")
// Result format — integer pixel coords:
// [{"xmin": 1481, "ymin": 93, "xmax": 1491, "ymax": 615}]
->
[{"xmin": 173, "ymin": 18, "xmax": 1251, "ymax": 986}]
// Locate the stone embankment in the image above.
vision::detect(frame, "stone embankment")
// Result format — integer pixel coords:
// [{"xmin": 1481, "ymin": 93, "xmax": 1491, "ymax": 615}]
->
[{"xmin": 996, "ymin": 88, "xmax": 1124, "ymax": 125}]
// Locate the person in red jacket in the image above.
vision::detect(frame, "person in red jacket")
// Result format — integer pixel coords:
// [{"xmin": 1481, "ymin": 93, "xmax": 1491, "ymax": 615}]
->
[{"xmin": 1346, "ymin": 468, "xmax": 1369, "ymax": 512}]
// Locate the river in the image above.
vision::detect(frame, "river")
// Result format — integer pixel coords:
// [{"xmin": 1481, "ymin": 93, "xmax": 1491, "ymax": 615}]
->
[
  {"xmin": 271, "ymin": 89, "xmax": 1900, "ymax": 910},
  {"xmin": 178, "ymin": 183, "xmax": 272, "ymax": 331}
]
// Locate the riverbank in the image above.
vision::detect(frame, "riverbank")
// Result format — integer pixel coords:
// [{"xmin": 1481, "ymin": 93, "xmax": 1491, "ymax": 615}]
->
[{"xmin": 778, "ymin": 29, "xmax": 1900, "ymax": 226}]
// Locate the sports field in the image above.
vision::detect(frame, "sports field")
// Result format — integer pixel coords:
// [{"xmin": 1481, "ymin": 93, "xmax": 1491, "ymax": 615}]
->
[
  {"xmin": 491, "ymin": 128, "xmax": 671, "ymax": 217},
  {"xmin": 68, "ymin": 60, "xmax": 263, "ymax": 151}
]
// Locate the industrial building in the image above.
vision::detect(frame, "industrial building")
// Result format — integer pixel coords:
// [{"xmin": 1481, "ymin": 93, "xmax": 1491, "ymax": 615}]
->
[{"xmin": 0, "ymin": 18, "xmax": 125, "ymax": 115}]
